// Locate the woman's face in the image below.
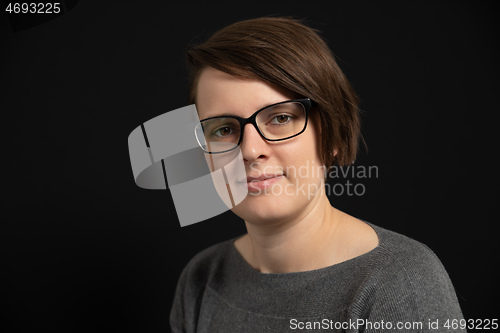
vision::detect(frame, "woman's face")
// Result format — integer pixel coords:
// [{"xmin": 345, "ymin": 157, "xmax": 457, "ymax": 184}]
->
[{"xmin": 196, "ymin": 67, "xmax": 325, "ymax": 225}]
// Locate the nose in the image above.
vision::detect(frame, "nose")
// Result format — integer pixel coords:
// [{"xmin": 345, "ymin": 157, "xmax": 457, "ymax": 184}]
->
[{"xmin": 240, "ymin": 123, "xmax": 271, "ymax": 163}]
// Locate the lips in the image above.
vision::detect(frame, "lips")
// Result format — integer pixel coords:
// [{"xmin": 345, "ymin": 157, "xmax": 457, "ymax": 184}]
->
[
  {"xmin": 246, "ymin": 174, "xmax": 282, "ymax": 182},
  {"xmin": 243, "ymin": 174, "xmax": 284, "ymax": 191}
]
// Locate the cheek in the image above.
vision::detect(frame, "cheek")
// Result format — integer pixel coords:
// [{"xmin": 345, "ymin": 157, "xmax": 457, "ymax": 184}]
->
[
  {"xmin": 279, "ymin": 126, "xmax": 325, "ymax": 193},
  {"xmin": 287, "ymin": 119, "xmax": 323, "ymax": 175},
  {"xmin": 309, "ymin": 112, "xmax": 324, "ymax": 165},
  {"xmin": 205, "ymin": 149, "xmax": 248, "ymax": 209}
]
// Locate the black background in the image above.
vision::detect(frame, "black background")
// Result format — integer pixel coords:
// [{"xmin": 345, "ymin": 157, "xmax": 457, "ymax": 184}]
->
[{"xmin": 2, "ymin": 0, "xmax": 499, "ymax": 332}]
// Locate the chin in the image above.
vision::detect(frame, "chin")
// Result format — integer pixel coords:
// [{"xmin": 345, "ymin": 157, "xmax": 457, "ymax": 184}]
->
[{"xmin": 231, "ymin": 190, "xmax": 305, "ymax": 225}]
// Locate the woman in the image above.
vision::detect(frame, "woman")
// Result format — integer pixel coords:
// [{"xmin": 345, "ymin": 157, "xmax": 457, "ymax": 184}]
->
[{"xmin": 171, "ymin": 17, "xmax": 464, "ymax": 332}]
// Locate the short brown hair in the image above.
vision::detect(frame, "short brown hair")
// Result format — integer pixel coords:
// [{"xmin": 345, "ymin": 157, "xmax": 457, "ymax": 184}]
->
[{"xmin": 186, "ymin": 17, "xmax": 361, "ymax": 169}]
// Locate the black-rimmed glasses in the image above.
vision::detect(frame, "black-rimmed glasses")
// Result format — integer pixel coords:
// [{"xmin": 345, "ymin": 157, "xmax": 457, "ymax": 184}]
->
[{"xmin": 194, "ymin": 98, "xmax": 312, "ymax": 154}]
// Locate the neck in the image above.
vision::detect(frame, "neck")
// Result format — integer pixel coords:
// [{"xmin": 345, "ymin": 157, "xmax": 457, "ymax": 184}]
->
[{"xmin": 241, "ymin": 190, "xmax": 343, "ymax": 273}]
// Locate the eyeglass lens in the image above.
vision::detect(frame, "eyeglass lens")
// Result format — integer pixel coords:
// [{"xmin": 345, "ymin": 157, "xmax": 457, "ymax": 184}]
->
[{"xmin": 195, "ymin": 101, "xmax": 307, "ymax": 153}]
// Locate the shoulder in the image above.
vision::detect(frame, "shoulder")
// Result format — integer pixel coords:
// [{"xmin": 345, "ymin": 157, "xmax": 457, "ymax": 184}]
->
[
  {"xmin": 170, "ymin": 238, "xmax": 236, "ymax": 333},
  {"xmin": 178, "ymin": 238, "xmax": 234, "ymax": 285},
  {"xmin": 357, "ymin": 223, "xmax": 464, "ymax": 325},
  {"xmin": 367, "ymin": 223, "xmax": 453, "ymax": 288},
  {"xmin": 372, "ymin": 224, "xmax": 443, "ymax": 270}
]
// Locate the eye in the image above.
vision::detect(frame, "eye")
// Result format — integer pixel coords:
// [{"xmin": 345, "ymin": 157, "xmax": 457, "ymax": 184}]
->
[
  {"xmin": 213, "ymin": 126, "xmax": 235, "ymax": 137},
  {"xmin": 270, "ymin": 114, "xmax": 293, "ymax": 125}
]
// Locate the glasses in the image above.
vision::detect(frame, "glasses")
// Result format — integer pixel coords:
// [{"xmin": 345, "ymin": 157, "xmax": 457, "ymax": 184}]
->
[{"xmin": 194, "ymin": 98, "xmax": 312, "ymax": 154}]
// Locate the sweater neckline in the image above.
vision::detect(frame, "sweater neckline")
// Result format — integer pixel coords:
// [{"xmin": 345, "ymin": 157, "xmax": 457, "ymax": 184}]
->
[{"xmin": 228, "ymin": 221, "xmax": 383, "ymax": 278}]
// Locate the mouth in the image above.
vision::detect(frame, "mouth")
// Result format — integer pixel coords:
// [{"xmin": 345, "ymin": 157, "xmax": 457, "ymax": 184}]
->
[{"xmin": 243, "ymin": 174, "xmax": 284, "ymax": 192}]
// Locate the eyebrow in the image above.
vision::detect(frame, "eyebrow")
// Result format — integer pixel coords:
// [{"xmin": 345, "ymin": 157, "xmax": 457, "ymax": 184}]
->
[
  {"xmin": 198, "ymin": 113, "xmax": 234, "ymax": 121},
  {"xmin": 200, "ymin": 101, "xmax": 285, "ymax": 120}
]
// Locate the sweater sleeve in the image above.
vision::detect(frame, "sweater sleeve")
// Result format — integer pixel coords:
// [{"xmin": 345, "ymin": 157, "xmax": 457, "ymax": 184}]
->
[
  {"xmin": 170, "ymin": 265, "xmax": 188, "ymax": 333},
  {"xmin": 352, "ymin": 241, "xmax": 466, "ymax": 332},
  {"xmin": 169, "ymin": 245, "xmax": 219, "ymax": 333}
]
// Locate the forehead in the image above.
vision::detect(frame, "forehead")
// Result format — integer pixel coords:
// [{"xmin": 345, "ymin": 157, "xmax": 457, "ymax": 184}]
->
[{"xmin": 195, "ymin": 67, "xmax": 295, "ymax": 119}]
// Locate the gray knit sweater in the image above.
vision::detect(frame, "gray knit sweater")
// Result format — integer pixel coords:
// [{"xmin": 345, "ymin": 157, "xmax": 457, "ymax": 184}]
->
[{"xmin": 170, "ymin": 223, "xmax": 465, "ymax": 332}]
